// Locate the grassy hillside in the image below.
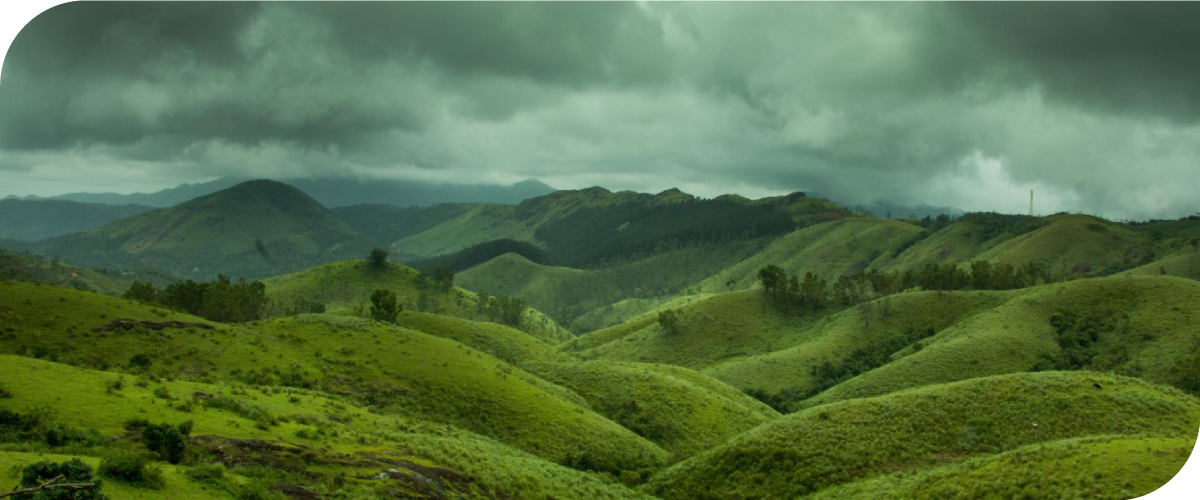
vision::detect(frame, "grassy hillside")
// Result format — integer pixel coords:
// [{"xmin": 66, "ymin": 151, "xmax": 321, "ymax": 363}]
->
[
  {"xmin": 533, "ymin": 361, "xmax": 780, "ymax": 460},
  {"xmin": 572, "ymin": 289, "xmax": 825, "ymax": 370},
  {"xmin": 458, "ymin": 240, "xmax": 764, "ymax": 331},
  {"xmin": 0, "ymin": 198, "xmax": 153, "ymax": 241},
  {"xmin": 801, "ymin": 275, "xmax": 1200, "ymax": 409},
  {"xmin": 1121, "ymin": 248, "xmax": 1200, "ymax": 280},
  {"xmin": 697, "ymin": 218, "xmax": 925, "ymax": 293},
  {"xmin": 809, "ymin": 436, "xmax": 1193, "ymax": 500},
  {"xmin": 0, "ymin": 355, "xmax": 655, "ymax": 499},
  {"xmin": 262, "ymin": 259, "xmax": 573, "ymax": 343},
  {"xmin": 29, "ymin": 180, "xmax": 377, "ymax": 280},
  {"xmin": 330, "ymin": 202, "xmax": 476, "ymax": 245},
  {"xmin": 970, "ymin": 214, "xmax": 1153, "ymax": 276},
  {"xmin": 0, "ymin": 247, "xmax": 159, "ymax": 296},
  {"xmin": 643, "ymin": 371, "xmax": 1200, "ymax": 500},
  {"xmin": 0, "ymin": 281, "xmax": 664, "ymax": 474}
]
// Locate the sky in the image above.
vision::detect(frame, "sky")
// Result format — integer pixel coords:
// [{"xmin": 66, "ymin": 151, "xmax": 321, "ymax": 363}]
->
[{"xmin": 1, "ymin": 2, "xmax": 1198, "ymax": 220}]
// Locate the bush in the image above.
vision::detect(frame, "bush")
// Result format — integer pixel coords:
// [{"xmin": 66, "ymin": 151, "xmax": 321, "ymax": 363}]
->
[
  {"xmin": 98, "ymin": 452, "xmax": 165, "ymax": 489},
  {"xmin": 369, "ymin": 289, "xmax": 401, "ymax": 324},
  {"xmin": 128, "ymin": 353, "xmax": 152, "ymax": 370},
  {"xmin": 15, "ymin": 458, "xmax": 108, "ymax": 500},
  {"xmin": 184, "ymin": 463, "xmax": 226, "ymax": 484},
  {"xmin": 141, "ymin": 421, "xmax": 192, "ymax": 464}
]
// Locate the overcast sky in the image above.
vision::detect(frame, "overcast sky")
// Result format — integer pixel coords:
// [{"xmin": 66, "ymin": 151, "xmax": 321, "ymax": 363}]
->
[{"xmin": 1, "ymin": 2, "xmax": 1198, "ymax": 220}]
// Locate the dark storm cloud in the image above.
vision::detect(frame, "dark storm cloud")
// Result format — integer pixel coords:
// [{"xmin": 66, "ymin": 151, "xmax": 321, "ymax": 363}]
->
[
  {"xmin": 1, "ymin": 2, "xmax": 1198, "ymax": 220},
  {"xmin": 939, "ymin": 2, "xmax": 1200, "ymax": 122}
]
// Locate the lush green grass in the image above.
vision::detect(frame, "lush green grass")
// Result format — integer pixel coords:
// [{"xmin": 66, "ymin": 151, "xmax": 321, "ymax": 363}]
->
[
  {"xmin": 263, "ymin": 259, "xmax": 573, "ymax": 343},
  {"xmin": 697, "ymin": 218, "xmax": 925, "ymax": 293},
  {"xmin": 0, "ymin": 281, "xmax": 664, "ymax": 473},
  {"xmin": 572, "ymin": 289, "xmax": 828, "ymax": 371},
  {"xmin": 1121, "ymin": 248, "xmax": 1200, "ymax": 280},
  {"xmin": 643, "ymin": 371, "xmax": 1200, "ymax": 500},
  {"xmin": 533, "ymin": 361, "xmax": 779, "ymax": 460},
  {"xmin": 801, "ymin": 275, "xmax": 1200, "ymax": 409},
  {"xmin": 808, "ymin": 436, "xmax": 1194, "ymax": 500},
  {"xmin": 0, "ymin": 450, "xmax": 231, "ymax": 500},
  {"xmin": 0, "ymin": 355, "xmax": 656, "ymax": 499},
  {"xmin": 458, "ymin": 240, "xmax": 765, "ymax": 331},
  {"xmin": 970, "ymin": 215, "xmax": 1153, "ymax": 276}
]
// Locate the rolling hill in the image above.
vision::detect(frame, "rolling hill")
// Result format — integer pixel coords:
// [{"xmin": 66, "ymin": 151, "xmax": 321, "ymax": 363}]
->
[
  {"xmin": 28, "ymin": 180, "xmax": 377, "ymax": 280},
  {"xmin": 644, "ymin": 371, "xmax": 1199, "ymax": 500},
  {"xmin": 262, "ymin": 258, "xmax": 574, "ymax": 344},
  {"xmin": 0, "ymin": 198, "xmax": 153, "ymax": 241}
]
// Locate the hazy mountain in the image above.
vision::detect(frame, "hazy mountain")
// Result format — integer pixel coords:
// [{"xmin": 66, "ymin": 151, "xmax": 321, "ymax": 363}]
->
[
  {"xmin": 25, "ymin": 176, "xmax": 556, "ymax": 208},
  {"xmin": 0, "ymin": 198, "xmax": 154, "ymax": 241},
  {"xmin": 30, "ymin": 179, "xmax": 375, "ymax": 280}
]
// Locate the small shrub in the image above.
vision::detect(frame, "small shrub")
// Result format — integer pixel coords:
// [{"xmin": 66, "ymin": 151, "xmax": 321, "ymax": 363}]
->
[
  {"xmin": 128, "ymin": 353, "xmax": 152, "ymax": 369},
  {"xmin": 184, "ymin": 462, "xmax": 226, "ymax": 484},
  {"xmin": 152, "ymin": 386, "xmax": 172, "ymax": 400},
  {"xmin": 99, "ymin": 451, "xmax": 165, "ymax": 489},
  {"xmin": 17, "ymin": 458, "xmax": 108, "ymax": 499},
  {"xmin": 141, "ymin": 421, "xmax": 192, "ymax": 464}
]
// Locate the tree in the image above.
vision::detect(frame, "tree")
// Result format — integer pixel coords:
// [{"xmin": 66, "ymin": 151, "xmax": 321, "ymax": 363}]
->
[
  {"xmin": 5, "ymin": 458, "xmax": 107, "ymax": 499},
  {"xmin": 122, "ymin": 282, "xmax": 159, "ymax": 303},
  {"xmin": 141, "ymin": 421, "xmax": 191, "ymax": 464},
  {"xmin": 432, "ymin": 265, "xmax": 455, "ymax": 290},
  {"xmin": 657, "ymin": 309, "xmax": 683, "ymax": 335},
  {"xmin": 368, "ymin": 248, "xmax": 389, "ymax": 268},
  {"xmin": 370, "ymin": 289, "xmax": 400, "ymax": 324},
  {"xmin": 798, "ymin": 272, "xmax": 827, "ymax": 310}
]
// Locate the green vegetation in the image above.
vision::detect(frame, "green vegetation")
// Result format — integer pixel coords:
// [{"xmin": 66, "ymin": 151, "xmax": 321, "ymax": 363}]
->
[
  {"xmin": 645, "ymin": 371, "xmax": 1199, "ymax": 500},
  {"xmin": 122, "ymin": 276, "xmax": 268, "ymax": 323}
]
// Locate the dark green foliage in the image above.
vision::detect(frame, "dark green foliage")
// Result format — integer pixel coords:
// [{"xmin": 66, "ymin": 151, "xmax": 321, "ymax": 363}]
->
[
  {"xmin": 254, "ymin": 239, "xmax": 270, "ymax": 258},
  {"xmin": 1168, "ymin": 346, "xmax": 1200, "ymax": 396},
  {"xmin": 1036, "ymin": 311, "xmax": 1125, "ymax": 371},
  {"xmin": 757, "ymin": 266, "xmax": 827, "ymax": 313},
  {"xmin": 127, "ymin": 353, "xmax": 151, "ymax": 370},
  {"xmin": 140, "ymin": 420, "xmax": 192, "ymax": 464},
  {"xmin": 480, "ymin": 294, "xmax": 527, "ymax": 327},
  {"xmin": 407, "ymin": 238, "xmax": 548, "ymax": 271},
  {"xmin": 121, "ymin": 281, "xmax": 159, "ymax": 303},
  {"xmin": 98, "ymin": 451, "xmax": 165, "ymax": 489},
  {"xmin": 535, "ymin": 198, "xmax": 794, "ymax": 267},
  {"xmin": 274, "ymin": 297, "xmax": 326, "ymax": 316},
  {"xmin": 123, "ymin": 275, "xmax": 268, "ymax": 323},
  {"xmin": 657, "ymin": 309, "xmax": 683, "ymax": 335},
  {"xmin": 369, "ymin": 289, "xmax": 401, "ymax": 324},
  {"xmin": 14, "ymin": 458, "xmax": 108, "ymax": 500},
  {"xmin": 368, "ymin": 248, "xmax": 389, "ymax": 268},
  {"xmin": 0, "ymin": 409, "xmax": 104, "ymax": 448}
]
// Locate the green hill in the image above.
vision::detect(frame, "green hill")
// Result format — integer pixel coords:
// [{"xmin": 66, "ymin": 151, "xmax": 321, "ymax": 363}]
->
[
  {"xmin": 262, "ymin": 259, "xmax": 573, "ymax": 343},
  {"xmin": 330, "ymin": 202, "xmax": 476, "ymax": 244},
  {"xmin": 0, "ymin": 198, "xmax": 153, "ymax": 241},
  {"xmin": 970, "ymin": 214, "xmax": 1153, "ymax": 276},
  {"xmin": 1121, "ymin": 248, "xmax": 1200, "ymax": 280},
  {"xmin": 643, "ymin": 371, "xmax": 1200, "ymax": 500},
  {"xmin": 0, "ymin": 355, "xmax": 654, "ymax": 499},
  {"xmin": 801, "ymin": 275, "xmax": 1200, "ymax": 409},
  {"xmin": 0, "ymin": 281, "xmax": 663, "ymax": 474},
  {"xmin": 458, "ymin": 240, "xmax": 763, "ymax": 331},
  {"xmin": 809, "ymin": 435, "xmax": 1193, "ymax": 500},
  {"xmin": 696, "ymin": 218, "xmax": 925, "ymax": 293},
  {"xmin": 29, "ymin": 180, "xmax": 377, "ymax": 280},
  {"xmin": 0, "ymin": 247, "xmax": 160, "ymax": 296},
  {"xmin": 534, "ymin": 361, "xmax": 780, "ymax": 460}
]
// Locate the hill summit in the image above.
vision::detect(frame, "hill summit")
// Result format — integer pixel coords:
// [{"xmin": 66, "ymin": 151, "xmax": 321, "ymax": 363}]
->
[{"xmin": 30, "ymin": 179, "xmax": 375, "ymax": 280}]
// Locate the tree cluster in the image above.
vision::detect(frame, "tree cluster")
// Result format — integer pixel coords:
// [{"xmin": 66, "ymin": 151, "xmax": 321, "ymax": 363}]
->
[
  {"xmin": 417, "ymin": 266, "xmax": 455, "ymax": 291},
  {"xmin": 122, "ymin": 276, "xmax": 268, "ymax": 323},
  {"xmin": 477, "ymin": 292, "xmax": 527, "ymax": 327},
  {"xmin": 369, "ymin": 289, "xmax": 402, "ymax": 324},
  {"xmin": 138, "ymin": 420, "xmax": 193, "ymax": 464},
  {"xmin": 757, "ymin": 265, "xmax": 827, "ymax": 313},
  {"xmin": 657, "ymin": 309, "xmax": 683, "ymax": 335}
]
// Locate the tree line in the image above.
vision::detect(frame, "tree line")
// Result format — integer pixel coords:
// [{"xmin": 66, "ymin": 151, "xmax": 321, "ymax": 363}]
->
[{"xmin": 123, "ymin": 275, "xmax": 268, "ymax": 323}]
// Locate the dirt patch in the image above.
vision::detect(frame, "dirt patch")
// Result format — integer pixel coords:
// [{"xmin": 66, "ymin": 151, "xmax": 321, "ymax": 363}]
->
[
  {"xmin": 92, "ymin": 318, "xmax": 214, "ymax": 333},
  {"xmin": 191, "ymin": 435, "xmax": 311, "ymax": 473},
  {"xmin": 358, "ymin": 452, "xmax": 502, "ymax": 500}
]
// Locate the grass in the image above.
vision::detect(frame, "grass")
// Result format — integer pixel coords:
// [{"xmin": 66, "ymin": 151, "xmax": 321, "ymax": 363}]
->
[
  {"xmin": 0, "ymin": 281, "xmax": 664, "ymax": 473},
  {"xmin": 643, "ymin": 371, "xmax": 1200, "ymax": 500},
  {"xmin": 458, "ymin": 240, "xmax": 765, "ymax": 331},
  {"xmin": 263, "ymin": 259, "xmax": 573, "ymax": 343},
  {"xmin": 533, "ymin": 361, "xmax": 779, "ymax": 460},
  {"xmin": 0, "ymin": 355, "xmax": 656, "ymax": 499},
  {"xmin": 970, "ymin": 215, "xmax": 1153, "ymax": 276},
  {"xmin": 808, "ymin": 436, "xmax": 1194, "ymax": 500},
  {"xmin": 800, "ymin": 275, "xmax": 1200, "ymax": 409},
  {"xmin": 0, "ymin": 450, "xmax": 231, "ymax": 500}
]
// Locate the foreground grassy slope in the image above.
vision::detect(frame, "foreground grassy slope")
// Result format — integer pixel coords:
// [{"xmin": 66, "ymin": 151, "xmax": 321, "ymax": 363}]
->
[
  {"xmin": 0, "ymin": 451, "xmax": 230, "ymax": 500},
  {"xmin": 809, "ymin": 436, "xmax": 1194, "ymax": 500},
  {"xmin": 0, "ymin": 281, "xmax": 664, "ymax": 473},
  {"xmin": 0, "ymin": 355, "xmax": 655, "ymax": 499},
  {"xmin": 802, "ymin": 275, "xmax": 1200, "ymax": 408},
  {"xmin": 263, "ymin": 259, "xmax": 572, "ymax": 343},
  {"xmin": 644, "ymin": 371, "xmax": 1200, "ymax": 500}
]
